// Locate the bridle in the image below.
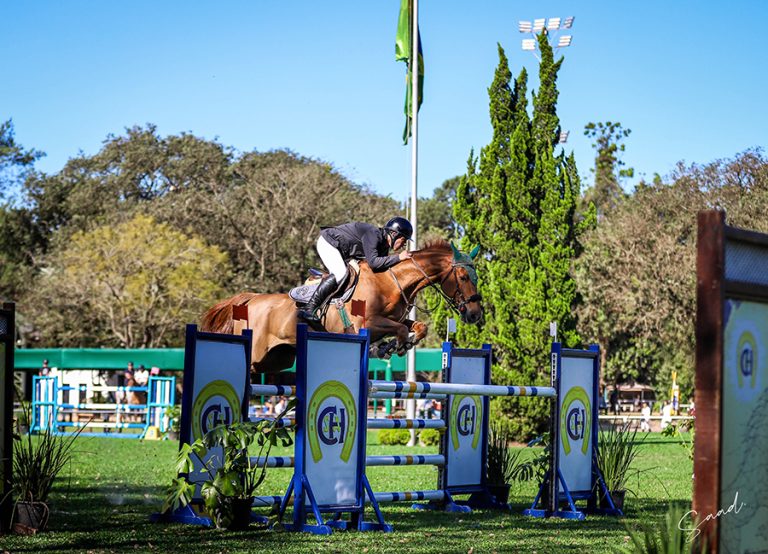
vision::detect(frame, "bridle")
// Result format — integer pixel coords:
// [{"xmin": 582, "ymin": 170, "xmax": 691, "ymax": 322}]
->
[{"xmin": 389, "ymin": 256, "xmax": 482, "ymax": 319}]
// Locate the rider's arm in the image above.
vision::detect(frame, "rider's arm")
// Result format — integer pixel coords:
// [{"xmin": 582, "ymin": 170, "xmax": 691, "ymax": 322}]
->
[{"xmin": 361, "ymin": 229, "xmax": 400, "ymax": 271}]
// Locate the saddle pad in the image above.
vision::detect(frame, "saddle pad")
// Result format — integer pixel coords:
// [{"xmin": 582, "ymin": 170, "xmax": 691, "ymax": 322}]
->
[{"xmin": 289, "ymin": 261, "xmax": 359, "ymax": 304}]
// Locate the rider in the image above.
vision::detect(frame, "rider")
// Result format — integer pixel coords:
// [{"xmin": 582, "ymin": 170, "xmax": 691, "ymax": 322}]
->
[{"xmin": 297, "ymin": 217, "xmax": 414, "ymax": 323}]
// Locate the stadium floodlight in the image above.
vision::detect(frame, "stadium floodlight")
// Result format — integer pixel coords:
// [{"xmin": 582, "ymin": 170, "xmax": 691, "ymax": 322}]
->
[
  {"xmin": 533, "ymin": 18, "xmax": 546, "ymax": 32},
  {"xmin": 562, "ymin": 16, "xmax": 575, "ymax": 29},
  {"xmin": 547, "ymin": 17, "xmax": 561, "ymax": 30},
  {"xmin": 519, "ymin": 20, "xmax": 532, "ymax": 33},
  {"xmin": 522, "ymin": 39, "xmax": 537, "ymax": 51},
  {"xmin": 559, "ymin": 130, "xmax": 570, "ymax": 144},
  {"xmin": 558, "ymin": 35, "xmax": 573, "ymax": 48}
]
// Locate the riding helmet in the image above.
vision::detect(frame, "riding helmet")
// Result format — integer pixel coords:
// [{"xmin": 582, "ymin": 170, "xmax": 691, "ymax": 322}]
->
[{"xmin": 384, "ymin": 217, "xmax": 413, "ymax": 241}]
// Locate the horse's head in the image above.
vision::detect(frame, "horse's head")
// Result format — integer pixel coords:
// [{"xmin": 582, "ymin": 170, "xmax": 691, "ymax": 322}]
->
[{"xmin": 444, "ymin": 243, "xmax": 483, "ymax": 324}]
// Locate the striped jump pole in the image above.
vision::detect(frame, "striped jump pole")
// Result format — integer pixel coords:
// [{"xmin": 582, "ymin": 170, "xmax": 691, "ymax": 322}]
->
[
  {"xmin": 366, "ymin": 418, "xmax": 445, "ymax": 430},
  {"xmin": 251, "ymin": 490, "xmax": 448, "ymax": 508},
  {"xmin": 250, "ymin": 454, "xmax": 445, "ymax": 469},
  {"xmin": 370, "ymin": 380, "xmax": 556, "ymax": 398},
  {"xmin": 369, "ymin": 391, "xmax": 446, "ymax": 400},
  {"xmin": 250, "ymin": 385, "xmax": 296, "ymax": 396}
]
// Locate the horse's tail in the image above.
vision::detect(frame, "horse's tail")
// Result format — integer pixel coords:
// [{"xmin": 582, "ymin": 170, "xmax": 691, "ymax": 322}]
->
[{"xmin": 200, "ymin": 292, "xmax": 257, "ymax": 334}]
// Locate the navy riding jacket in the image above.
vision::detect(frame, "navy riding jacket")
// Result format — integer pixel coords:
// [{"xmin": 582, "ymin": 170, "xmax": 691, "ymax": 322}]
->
[{"xmin": 320, "ymin": 222, "xmax": 400, "ymax": 272}]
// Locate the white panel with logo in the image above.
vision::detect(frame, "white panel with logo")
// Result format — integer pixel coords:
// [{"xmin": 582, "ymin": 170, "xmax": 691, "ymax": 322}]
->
[
  {"xmin": 304, "ymin": 338, "xmax": 362, "ymax": 507},
  {"xmin": 446, "ymin": 353, "xmax": 486, "ymax": 488},
  {"xmin": 557, "ymin": 354, "xmax": 595, "ymax": 495},
  {"xmin": 189, "ymin": 338, "xmax": 248, "ymax": 500}
]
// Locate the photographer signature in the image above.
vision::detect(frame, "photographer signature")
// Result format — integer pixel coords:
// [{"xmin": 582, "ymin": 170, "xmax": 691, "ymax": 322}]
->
[{"xmin": 679, "ymin": 492, "xmax": 745, "ymax": 542}]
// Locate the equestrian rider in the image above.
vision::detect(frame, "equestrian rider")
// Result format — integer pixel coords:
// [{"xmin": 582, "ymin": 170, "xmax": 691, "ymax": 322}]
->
[{"xmin": 297, "ymin": 217, "xmax": 414, "ymax": 323}]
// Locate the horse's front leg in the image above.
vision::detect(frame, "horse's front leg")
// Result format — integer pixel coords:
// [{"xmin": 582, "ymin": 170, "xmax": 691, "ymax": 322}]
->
[
  {"xmin": 366, "ymin": 315, "xmax": 410, "ymax": 359},
  {"xmin": 402, "ymin": 319, "xmax": 428, "ymax": 350}
]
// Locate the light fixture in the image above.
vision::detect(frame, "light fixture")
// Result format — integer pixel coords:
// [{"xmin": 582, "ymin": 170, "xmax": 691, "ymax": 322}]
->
[
  {"xmin": 518, "ymin": 20, "xmax": 532, "ymax": 33},
  {"xmin": 547, "ymin": 17, "xmax": 561, "ymax": 30}
]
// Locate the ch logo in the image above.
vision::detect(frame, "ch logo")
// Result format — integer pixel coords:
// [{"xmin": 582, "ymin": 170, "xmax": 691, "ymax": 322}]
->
[
  {"xmin": 450, "ymin": 395, "xmax": 483, "ymax": 451},
  {"xmin": 307, "ymin": 381, "xmax": 356, "ymax": 463},
  {"xmin": 737, "ymin": 331, "xmax": 757, "ymax": 389},
  {"xmin": 560, "ymin": 386, "xmax": 591, "ymax": 455},
  {"xmin": 318, "ymin": 405, "xmax": 347, "ymax": 446},
  {"xmin": 456, "ymin": 404, "xmax": 476, "ymax": 437},
  {"xmin": 201, "ymin": 403, "xmax": 232, "ymax": 435},
  {"xmin": 566, "ymin": 407, "xmax": 585, "ymax": 442},
  {"xmin": 191, "ymin": 380, "xmax": 242, "ymax": 441}
]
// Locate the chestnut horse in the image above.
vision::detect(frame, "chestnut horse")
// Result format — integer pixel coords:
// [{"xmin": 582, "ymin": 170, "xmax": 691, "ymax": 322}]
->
[{"xmin": 200, "ymin": 240, "xmax": 482, "ymax": 374}]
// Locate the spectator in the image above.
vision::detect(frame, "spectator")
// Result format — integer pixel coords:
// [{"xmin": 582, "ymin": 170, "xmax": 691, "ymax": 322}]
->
[
  {"xmin": 640, "ymin": 402, "xmax": 651, "ymax": 432},
  {"xmin": 424, "ymin": 398, "xmax": 435, "ymax": 419},
  {"xmin": 274, "ymin": 396, "xmax": 288, "ymax": 415},
  {"xmin": 433, "ymin": 400, "xmax": 442, "ymax": 420},
  {"xmin": 660, "ymin": 401, "xmax": 673, "ymax": 430},
  {"xmin": 150, "ymin": 366, "xmax": 161, "ymax": 376},
  {"xmin": 609, "ymin": 388, "xmax": 619, "ymax": 415},
  {"xmin": 39, "ymin": 359, "xmax": 51, "ymax": 376},
  {"xmin": 134, "ymin": 364, "xmax": 149, "ymax": 386},
  {"xmin": 117, "ymin": 362, "xmax": 134, "ymax": 404}
]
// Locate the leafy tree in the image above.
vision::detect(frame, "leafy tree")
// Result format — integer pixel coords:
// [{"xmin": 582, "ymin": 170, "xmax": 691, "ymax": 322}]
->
[
  {"xmin": 583, "ymin": 121, "xmax": 633, "ymax": 217},
  {"xmin": 25, "ymin": 214, "xmax": 229, "ymax": 347},
  {"xmin": 453, "ymin": 36, "xmax": 586, "ymax": 439},
  {"xmin": 0, "ymin": 119, "xmax": 43, "ymax": 199},
  {"xmin": 575, "ymin": 148, "xmax": 768, "ymax": 402},
  {"xmin": 152, "ymin": 149, "xmax": 400, "ymax": 292},
  {"xmin": 418, "ymin": 176, "xmax": 460, "ymax": 244}
]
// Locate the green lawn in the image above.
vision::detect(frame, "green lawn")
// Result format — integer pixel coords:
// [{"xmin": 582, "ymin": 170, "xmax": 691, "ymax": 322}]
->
[{"xmin": 0, "ymin": 433, "xmax": 693, "ymax": 553}]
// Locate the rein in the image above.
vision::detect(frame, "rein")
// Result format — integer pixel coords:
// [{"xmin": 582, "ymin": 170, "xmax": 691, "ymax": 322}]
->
[{"xmin": 388, "ymin": 256, "xmax": 482, "ymax": 320}]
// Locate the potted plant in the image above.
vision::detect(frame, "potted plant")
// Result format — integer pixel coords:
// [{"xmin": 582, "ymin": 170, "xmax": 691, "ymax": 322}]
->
[
  {"xmin": 486, "ymin": 423, "xmax": 531, "ymax": 504},
  {"xmin": 597, "ymin": 421, "xmax": 644, "ymax": 511},
  {"xmin": 10, "ymin": 395, "xmax": 86, "ymax": 534},
  {"xmin": 164, "ymin": 404, "xmax": 181, "ymax": 441},
  {"xmin": 163, "ymin": 400, "xmax": 295, "ymax": 529}
]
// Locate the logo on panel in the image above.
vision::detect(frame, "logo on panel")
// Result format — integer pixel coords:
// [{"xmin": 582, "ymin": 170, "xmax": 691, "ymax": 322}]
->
[
  {"xmin": 450, "ymin": 394, "xmax": 483, "ymax": 451},
  {"xmin": 192, "ymin": 379, "xmax": 241, "ymax": 440},
  {"xmin": 561, "ymin": 386, "xmax": 591, "ymax": 455},
  {"xmin": 308, "ymin": 380, "xmax": 357, "ymax": 463}
]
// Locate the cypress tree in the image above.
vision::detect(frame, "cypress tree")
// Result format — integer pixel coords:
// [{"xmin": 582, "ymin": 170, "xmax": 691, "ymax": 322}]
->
[{"xmin": 452, "ymin": 35, "xmax": 584, "ymax": 439}]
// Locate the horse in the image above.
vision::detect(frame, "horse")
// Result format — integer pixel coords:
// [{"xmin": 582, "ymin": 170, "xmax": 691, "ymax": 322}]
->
[{"xmin": 200, "ymin": 240, "xmax": 483, "ymax": 375}]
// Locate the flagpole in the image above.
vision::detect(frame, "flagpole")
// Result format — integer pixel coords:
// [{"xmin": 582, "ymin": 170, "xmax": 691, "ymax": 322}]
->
[{"xmin": 406, "ymin": 0, "xmax": 419, "ymax": 447}]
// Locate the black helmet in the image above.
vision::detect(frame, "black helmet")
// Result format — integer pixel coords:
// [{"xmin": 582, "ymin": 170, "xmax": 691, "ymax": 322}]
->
[{"xmin": 384, "ymin": 217, "xmax": 413, "ymax": 241}]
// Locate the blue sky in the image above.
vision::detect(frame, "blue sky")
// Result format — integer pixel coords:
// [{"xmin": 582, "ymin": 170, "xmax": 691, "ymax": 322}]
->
[{"xmin": 2, "ymin": 1, "xmax": 766, "ymax": 203}]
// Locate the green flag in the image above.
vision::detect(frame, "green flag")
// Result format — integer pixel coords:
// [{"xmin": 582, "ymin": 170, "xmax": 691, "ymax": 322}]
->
[{"xmin": 396, "ymin": 0, "xmax": 424, "ymax": 145}]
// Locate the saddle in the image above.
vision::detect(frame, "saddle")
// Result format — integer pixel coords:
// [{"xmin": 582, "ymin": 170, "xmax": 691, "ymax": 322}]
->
[{"xmin": 288, "ymin": 260, "xmax": 360, "ymax": 306}]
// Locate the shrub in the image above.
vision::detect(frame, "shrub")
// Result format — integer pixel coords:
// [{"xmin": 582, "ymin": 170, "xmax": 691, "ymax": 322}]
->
[
  {"xmin": 419, "ymin": 428, "xmax": 440, "ymax": 446},
  {"xmin": 378, "ymin": 429, "xmax": 411, "ymax": 445}
]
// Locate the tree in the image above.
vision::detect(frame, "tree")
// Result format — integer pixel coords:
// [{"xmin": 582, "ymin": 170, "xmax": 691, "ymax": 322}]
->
[
  {"xmin": 25, "ymin": 214, "xmax": 230, "ymax": 348},
  {"xmin": 418, "ymin": 176, "xmax": 460, "ymax": 244},
  {"xmin": 583, "ymin": 121, "xmax": 633, "ymax": 217},
  {"xmin": 152, "ymin": 149, "xmax": 400, "ymax": 292},
  {"xmin": 575, "ymin": 148, "xmax": 768, "ymax": 402},
  {"xmin": 452, "ymin": 36, "xmax": 586, "ymax": 439},
  {"xmin": 0, "ymin": 119, "xmax": 43, "ymax": 199}
]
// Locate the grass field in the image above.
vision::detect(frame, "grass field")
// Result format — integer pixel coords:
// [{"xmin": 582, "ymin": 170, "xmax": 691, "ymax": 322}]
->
[{"xmin": 0, "ymin": 432, "xmax": 693, "ymax": 553}]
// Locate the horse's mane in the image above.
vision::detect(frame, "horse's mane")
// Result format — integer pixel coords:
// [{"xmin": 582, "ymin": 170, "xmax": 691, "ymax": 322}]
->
[{"xmin": 417, "ymin": 239, "xmax": 452, "ymax": 254}]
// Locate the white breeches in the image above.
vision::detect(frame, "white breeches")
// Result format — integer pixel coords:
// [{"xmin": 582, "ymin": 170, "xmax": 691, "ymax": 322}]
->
[{"xmin": 317, "ymin": 236, "xmax": 348, "ymax": 282}]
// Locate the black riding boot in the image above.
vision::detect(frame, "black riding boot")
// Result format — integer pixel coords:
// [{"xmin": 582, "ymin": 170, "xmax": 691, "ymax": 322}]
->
[{"xmin": 297, "ymin": 275, "xmax": 338, "ymax": 323}]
